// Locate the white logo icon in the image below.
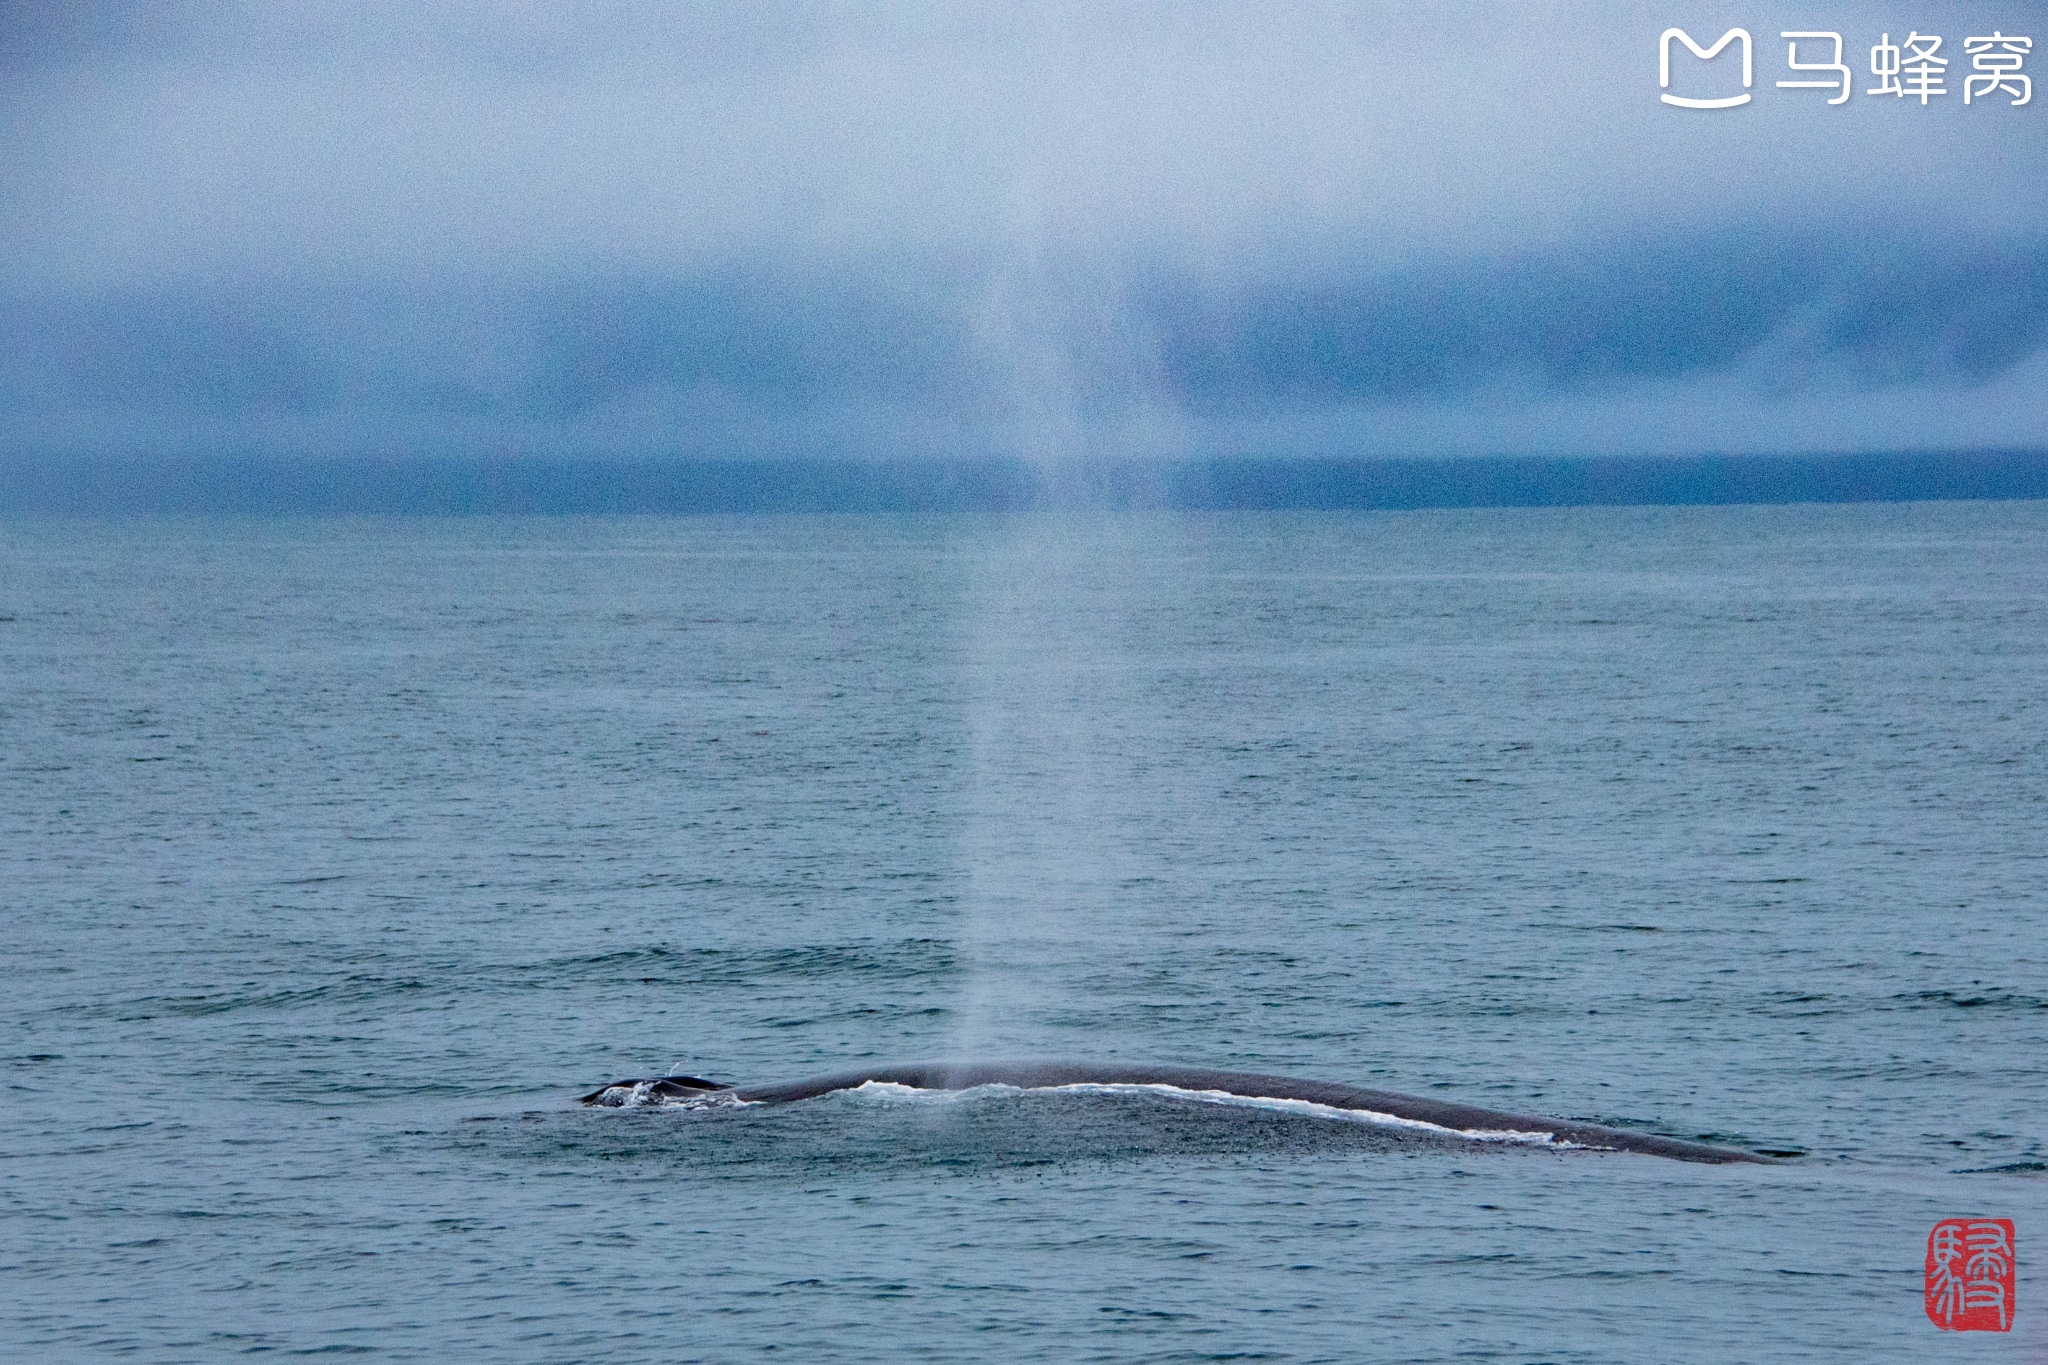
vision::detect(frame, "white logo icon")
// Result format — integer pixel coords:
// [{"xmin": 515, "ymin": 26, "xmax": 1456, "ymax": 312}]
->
[{"xmin": 1660, "ymin": 27, "xmax": 1753, "ymax": 107}]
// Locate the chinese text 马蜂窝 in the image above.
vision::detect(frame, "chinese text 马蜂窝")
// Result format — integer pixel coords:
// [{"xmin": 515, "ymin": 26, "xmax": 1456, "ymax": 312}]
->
[{"xmin": 1660, "ymin": 27, "xmax": 2032, "ymax": 108}]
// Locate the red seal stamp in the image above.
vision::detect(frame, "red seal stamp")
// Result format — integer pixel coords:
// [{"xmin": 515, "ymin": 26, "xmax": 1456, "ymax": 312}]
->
[{"xmin": 1925, "ymin": 1218, "xmax": 2015, "ymax": 1332}]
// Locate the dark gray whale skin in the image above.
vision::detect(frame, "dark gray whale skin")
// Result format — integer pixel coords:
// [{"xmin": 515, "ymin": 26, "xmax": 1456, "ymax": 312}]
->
[{"xmin": 579, "ymin": 1060, "xmax": 1773, "ymax": 1165}]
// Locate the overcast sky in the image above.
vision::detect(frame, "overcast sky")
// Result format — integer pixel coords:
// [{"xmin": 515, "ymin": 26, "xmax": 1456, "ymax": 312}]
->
[{"xmin": 4, "ymin": 1, "xmax": 2045, "ymax": 462}]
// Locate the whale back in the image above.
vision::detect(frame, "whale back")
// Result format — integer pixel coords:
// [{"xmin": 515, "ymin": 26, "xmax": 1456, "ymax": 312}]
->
[
  {"xmin": 579, "ymin": 1074, "xmax": 730, "ymax": 1105},
  {"xmin": 579, "ymin": 1059, "xmax": 1776, "ymax": 1164}
]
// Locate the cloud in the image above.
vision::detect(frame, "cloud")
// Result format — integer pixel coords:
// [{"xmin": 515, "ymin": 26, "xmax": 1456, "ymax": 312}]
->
[{"xmin": 3, "ymin": 2, "xmax": 2045, "ymax": 462}]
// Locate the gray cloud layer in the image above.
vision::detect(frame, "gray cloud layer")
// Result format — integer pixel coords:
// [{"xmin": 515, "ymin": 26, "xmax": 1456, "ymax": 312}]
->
[{"xmin": 4, "ymin": 2, "xmax": 2045, "ymax": 461}]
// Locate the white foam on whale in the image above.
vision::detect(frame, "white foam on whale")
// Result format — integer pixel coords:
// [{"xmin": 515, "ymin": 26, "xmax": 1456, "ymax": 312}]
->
[
  {"xmin": 838, "ymin": 1079, "xmax": 1581, "ymax": 1148},
  {"xmin": 593, "ymin": 1080, "xmax": 759, "ymax": 1110}
]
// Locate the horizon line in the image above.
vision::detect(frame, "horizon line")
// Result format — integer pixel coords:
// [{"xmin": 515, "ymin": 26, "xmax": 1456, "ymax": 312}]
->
[{"xmin": 4, "ymin": 449, "xmax": 2046, "ymax": 517}]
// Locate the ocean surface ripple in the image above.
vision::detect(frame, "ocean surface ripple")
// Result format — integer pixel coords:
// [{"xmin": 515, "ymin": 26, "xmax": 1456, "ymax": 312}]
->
[{"xmin": 3, "ymin": 503, "xmax": 2044, "ymax": 1361}]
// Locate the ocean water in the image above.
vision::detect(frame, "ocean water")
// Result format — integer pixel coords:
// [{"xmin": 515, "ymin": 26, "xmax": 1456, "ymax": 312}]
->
[{"xmin": 2, "ymin": 501, "xmax": 2044, "ymax": 1362}]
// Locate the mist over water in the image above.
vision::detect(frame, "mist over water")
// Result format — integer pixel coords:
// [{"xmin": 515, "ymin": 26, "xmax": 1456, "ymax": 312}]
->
[{"xmin": 4, "ymin": 502, "xmax": 2046, "ymax": 1361}]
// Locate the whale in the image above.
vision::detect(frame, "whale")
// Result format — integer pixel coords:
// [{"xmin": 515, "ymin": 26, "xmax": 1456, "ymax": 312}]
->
[{"xmin": 578, "ymin": 1060, "xmax": 1778, "ymax": 1164}]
